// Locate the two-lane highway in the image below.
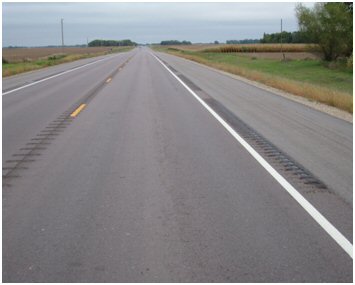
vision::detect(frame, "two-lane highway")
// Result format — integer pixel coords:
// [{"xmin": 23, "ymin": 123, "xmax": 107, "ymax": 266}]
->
[{"xmin": 2, "ymin": 47, "xmax": 352, "ymax": 282}]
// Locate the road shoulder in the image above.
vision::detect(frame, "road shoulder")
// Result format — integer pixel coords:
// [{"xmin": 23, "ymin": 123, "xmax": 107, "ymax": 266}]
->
[{"xmin": 156, "ymin": 51, "xmax": 352, "ymax": 123}]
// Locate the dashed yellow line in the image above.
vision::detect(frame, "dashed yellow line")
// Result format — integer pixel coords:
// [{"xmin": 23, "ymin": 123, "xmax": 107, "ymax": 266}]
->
[
  {"xmin": 106, "ymin": 77, "xmax": 112, "ymax": 83},
  {"xmin": 70, "ymin": 104, "xmax": 86, "ymax": 117}
]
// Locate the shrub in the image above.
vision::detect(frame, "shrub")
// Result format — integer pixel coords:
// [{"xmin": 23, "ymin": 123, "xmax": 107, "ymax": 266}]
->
[{"xmin": 47, "ymin": 54, "xmax": 67, "ymax": 60}]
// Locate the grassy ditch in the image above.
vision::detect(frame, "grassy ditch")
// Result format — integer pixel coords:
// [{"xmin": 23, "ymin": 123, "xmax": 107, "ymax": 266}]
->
[
  {"xmin": 3, "ymin": 46, "xmax": 134, "ymax": 77},
  {"xmin": 155, "ymin": 46, "xmax": 353, "ymax": 113}
]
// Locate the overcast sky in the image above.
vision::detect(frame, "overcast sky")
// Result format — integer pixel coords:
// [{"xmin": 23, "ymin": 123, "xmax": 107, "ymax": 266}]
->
[{"xmin": 3, "ymin": 2, "xmax": 315, "ymax": 47}]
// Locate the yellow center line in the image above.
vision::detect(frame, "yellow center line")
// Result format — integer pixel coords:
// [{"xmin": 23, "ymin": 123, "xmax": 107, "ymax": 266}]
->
[
  {"xmin": 106, "ymin": 78, "xmax": 112, "ymax": 83},
  {"xmin": 70, "ymin": 104, "xmax": 86, "ymax": 117}
]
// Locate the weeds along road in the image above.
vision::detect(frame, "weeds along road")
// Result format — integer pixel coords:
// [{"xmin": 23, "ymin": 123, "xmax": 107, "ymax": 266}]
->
[{"xmin": 2, "ymin": 47, "xmax": 352, "ymax": 282}]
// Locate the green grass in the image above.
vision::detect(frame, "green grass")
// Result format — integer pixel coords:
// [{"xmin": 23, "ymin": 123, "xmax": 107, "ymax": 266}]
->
[
  {"xmin": 183, "ymin": 51, "xmax": 353, "ymax": 95},
  {"xmin": 3, "ymin": 46, "xmax": 134, "ymax": 77},
  {"xmin": 154, "ymin": 47, "xmax": 353, "ymax": 112}
]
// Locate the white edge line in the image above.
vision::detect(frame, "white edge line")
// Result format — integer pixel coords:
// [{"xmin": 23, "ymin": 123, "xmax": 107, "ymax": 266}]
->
[
  {"xmin": 2, "ymin": 54, "xmax": 121, "ymax": 96},
  {"xmin": 151, "ymin": 52, "xmax": 353, "ymax": 259}
]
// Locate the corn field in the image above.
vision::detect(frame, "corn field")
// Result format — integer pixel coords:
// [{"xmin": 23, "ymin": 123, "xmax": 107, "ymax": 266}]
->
[{"xmin": 202, "ymin": 44, "xmax": 318, "ymax": 53}]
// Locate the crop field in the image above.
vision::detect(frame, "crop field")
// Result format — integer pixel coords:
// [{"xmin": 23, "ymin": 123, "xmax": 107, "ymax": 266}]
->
[
  {"xmin": 164, "ymin": 44, "xmax": 321, "ymax": 60},
  {"xmin": 2, "ymin": 46, "xmax": 133, "ymax": 76},
  {"xmin": 3, "ymin": 47, "xmax": 119, "ymax": 63},
  {"xmin": 203, "ymin": 43, "xmax": 317, "ymax": 53},
  {"xmin": 166, "ymin": 43, "xmax": 317, "ymax": 52}
]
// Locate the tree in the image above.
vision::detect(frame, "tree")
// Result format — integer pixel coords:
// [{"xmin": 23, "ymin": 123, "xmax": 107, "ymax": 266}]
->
[{"xmin": 296, "ymin": 3, "xmax": 353, "ymax": 61}]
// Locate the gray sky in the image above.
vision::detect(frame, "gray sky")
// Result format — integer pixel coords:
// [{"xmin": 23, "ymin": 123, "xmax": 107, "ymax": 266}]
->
[{"xmin": 3, "ymin": 2, "xmax": 315, "ymax": 47}]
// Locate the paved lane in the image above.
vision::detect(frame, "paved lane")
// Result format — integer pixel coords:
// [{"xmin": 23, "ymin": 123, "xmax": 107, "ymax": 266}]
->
[
  {"xmin": 3, "ymin": 49, "xmax": 136, "ymax": 164},
  {"xmin": 3, "ymin": 48, "xmax": 352, "ymax": 282},
  {"xmin": 156, "ymin": 52, "xmax": 353, "ymax": 205}
]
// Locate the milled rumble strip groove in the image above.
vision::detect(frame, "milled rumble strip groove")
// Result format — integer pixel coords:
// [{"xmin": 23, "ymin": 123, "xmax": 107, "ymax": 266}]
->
[
  {"xmin": 2, "ymin": 118, "xmax": 73, "ymax": 183},
  {"xmin": 151, "ymin": 53, "xmax": 353, "ymax": 259},
  {"xmin": 202, "ymin": 97, "xmax": 328, "ymax": 191},
  {"xmin": 70, "ymin": 104, "xmax": 86, "ymax": 117},
  {"xmin": 3, "ymin": 54, "xmax": 136, "ymax": 187}
]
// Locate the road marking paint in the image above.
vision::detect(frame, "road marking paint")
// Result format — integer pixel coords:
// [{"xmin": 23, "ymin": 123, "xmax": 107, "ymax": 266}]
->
[
  {"xmin": 3, "ymin": 54, "xmax": 123, "ymax": 96},
  {"xmin": 70, "ymin": 104, "xmax": 86, "ymax": 117},
  {"xmin": 151, "ymin": 53, "xmax": 353, "ymax": 259},
  {"xmin": 106, "ymin": 77, "xmax": 112, "ymax": 83}
]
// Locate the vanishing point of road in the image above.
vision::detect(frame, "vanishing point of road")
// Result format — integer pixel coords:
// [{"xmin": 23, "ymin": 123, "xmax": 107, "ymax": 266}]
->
[{"xmin": 2, "ymin": 47, "xmax": 353, "ymax": 282}]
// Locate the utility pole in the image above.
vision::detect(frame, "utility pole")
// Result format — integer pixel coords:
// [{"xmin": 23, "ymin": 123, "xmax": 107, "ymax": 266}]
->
[
  {"xmin": 281, "ymin": 18, "xmax": 285, "ymax": 61},
  {"xmin": 61, "ymin": 18, "xmax": 64, "ymax": 51}
]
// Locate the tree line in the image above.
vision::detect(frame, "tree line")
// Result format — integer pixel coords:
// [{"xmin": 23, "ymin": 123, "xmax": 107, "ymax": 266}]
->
[
  {"xmin": 88, "ymin": 39, "xmax": 137, "ymax": 47},
  {"xmin": 260, "ymin": 31, "xmax": 312, "ymax": 44},
  {"xmin": 160, "ymin": 40, "xmax": 192, "ymax": 45},
  {"xmin": 226, "ymin": 39, "xmax": 260, "ymax": 44}
]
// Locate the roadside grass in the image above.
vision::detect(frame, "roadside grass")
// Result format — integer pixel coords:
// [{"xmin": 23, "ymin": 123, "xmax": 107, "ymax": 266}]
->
[
  {"xmin": 154, "ymin": 46, "xmax": 353, "ymax": 113},
  {"xmin": 2, "ymin": 46, "xmax": 134, "ymax": 77}
]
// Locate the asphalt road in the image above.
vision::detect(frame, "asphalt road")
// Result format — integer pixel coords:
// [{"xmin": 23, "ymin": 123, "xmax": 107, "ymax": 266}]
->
[
  {"xmin": 2, "ymin": 47, "xmax": 353, "ymax": 282},
  {"xmin": 156, "ymin": 51, "xmax": 353, "ymax": 206}
]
